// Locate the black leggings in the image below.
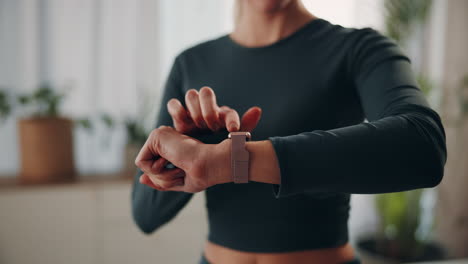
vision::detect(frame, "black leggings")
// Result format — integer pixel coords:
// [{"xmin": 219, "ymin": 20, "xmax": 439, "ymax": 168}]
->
[{"xmin": 198, "ymin": 252, "xmax": 361, "ymax": 264}]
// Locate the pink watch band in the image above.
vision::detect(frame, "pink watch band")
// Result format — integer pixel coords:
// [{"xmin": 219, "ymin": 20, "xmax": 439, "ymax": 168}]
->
[{"xmin": 228, "ymin": 132, "xmax": 251, "ymax": 184}]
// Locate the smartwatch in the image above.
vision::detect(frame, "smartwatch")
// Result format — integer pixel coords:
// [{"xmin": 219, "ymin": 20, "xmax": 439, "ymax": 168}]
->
[{"xmin": 228, "ymin": 131, "xmax": 251, "ymax": 184}]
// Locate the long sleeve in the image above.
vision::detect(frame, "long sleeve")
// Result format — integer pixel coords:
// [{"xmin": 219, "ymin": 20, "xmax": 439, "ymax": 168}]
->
[
  {"xmin": 268, "ymin": 28, "xmax": 447, "ymax": 198},
  {"xmin": 131, "ymin": 57, "xmax": 194, "ymax": 234}
]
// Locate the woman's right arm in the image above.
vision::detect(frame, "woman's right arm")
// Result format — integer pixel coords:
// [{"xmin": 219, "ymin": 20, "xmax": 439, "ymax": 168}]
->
[{"xmin": 131, "ymin": 57, "xmax": 194, "ymax": 234}]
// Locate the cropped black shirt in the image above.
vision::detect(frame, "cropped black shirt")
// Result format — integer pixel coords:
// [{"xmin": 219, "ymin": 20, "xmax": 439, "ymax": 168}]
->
[{"xmin": 131, "ymin": 19, "xmax": 446, "ymax": 252}]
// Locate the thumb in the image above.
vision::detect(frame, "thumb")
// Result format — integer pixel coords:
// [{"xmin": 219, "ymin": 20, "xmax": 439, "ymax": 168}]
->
[
  {"xmin": 155, "ymin": 126, "xmax": 201, "ymax": 170},
  {"xmin": 240, "ymin": 107, "xmax": 262, "ymax": 132}
]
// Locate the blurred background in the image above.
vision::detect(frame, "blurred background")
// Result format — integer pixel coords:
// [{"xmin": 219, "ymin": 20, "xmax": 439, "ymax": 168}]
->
[{"xmin": 0, "ymin": 0, "xmax": 467, "ymax": 263}]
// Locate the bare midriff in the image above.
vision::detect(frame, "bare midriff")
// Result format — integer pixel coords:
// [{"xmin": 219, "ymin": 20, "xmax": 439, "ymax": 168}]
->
[{"xmin": 204, "ymin": 240, "xmax": 355, "ymax": 264}]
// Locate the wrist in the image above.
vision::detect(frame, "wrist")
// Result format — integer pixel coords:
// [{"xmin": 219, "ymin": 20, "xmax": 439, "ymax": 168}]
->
[
  {"xmin": 203, "ymin": 139, "xmax": 232, "ymax": 186},
  {"xmin": 202, "ymin": 138, "xmax": 281, "ymax": 187}
]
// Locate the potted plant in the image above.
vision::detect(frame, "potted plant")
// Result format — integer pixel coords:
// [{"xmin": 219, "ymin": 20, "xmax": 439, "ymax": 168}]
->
[
  {"xmin": 355, "ymin": 0, "xmax": 446, "ymax": 262},
  {"xmin": 357, "ymin": 190, "xmax": 445, "ymax": 263},
  {"xmin": 93, "ymin": 92, "xmax": 153, "ymax": 178},
  {"xmin": 0, "ymin": 84, "xmax": 79, "ymax": 184}
]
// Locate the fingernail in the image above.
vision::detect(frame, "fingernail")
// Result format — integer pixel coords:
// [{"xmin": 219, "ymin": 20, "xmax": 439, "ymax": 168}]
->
[{"xmin": 229, "ymin": 123, "xmax": 237, "ymax": 131}]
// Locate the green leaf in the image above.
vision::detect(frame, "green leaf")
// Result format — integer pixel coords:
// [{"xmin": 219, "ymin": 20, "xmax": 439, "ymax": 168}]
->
[
  {"xmin": 384, "ymin": 0, "xmax": 433, "ymax": 43},
  {"xmin": 18, "ymin": 95, "xmax": 31, "ymax": 105},
  {"xmin": 124, "ymin": 119, "xmax": 147, "ymax": 146},
  {"xmin": 76, "ymin": 118, "xmax": 93, "ymax": 130},
  {"xmin": 0, "ymin": 90, "xmax": 11, "ymax": 121},
  {"xmin": 376, "ymin": 190, "xmax": 423, "ymax": 249},
  {"xmin": 101, "ymin": 113, "xmax": 115, "ymax": 128},
  {"xmin": 34, "ymin": 85, "xmax": 53, "ymax": 100},
  {"xmin": 416, "ymin": 73, "xmax": 434, "ymax": 96}
]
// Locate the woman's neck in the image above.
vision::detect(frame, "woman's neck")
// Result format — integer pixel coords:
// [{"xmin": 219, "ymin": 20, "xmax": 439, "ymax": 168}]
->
[{"xmin": 231, "ymin": 1, "xmax": 316, "ymax": 47}]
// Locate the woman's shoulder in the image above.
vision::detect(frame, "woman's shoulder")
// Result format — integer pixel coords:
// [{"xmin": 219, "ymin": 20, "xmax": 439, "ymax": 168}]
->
[
  {"xmin": 311, "ymin": 19, "xmax": 404, "ymax": 60},
  {"xmin": 311, "ymin": 19, "xmax": 391, "ymax": 45}
]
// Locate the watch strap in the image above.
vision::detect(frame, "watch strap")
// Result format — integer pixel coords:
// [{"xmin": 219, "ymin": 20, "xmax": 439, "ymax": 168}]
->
[{"xmin": 229, "ymin": 132, "xmax": 251, "ymax": 184}]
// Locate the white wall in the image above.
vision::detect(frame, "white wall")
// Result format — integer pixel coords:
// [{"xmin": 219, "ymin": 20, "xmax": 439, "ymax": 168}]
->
[{"xmin": 0, "ymin": 0, "xmax": 40, "ymax": 175}]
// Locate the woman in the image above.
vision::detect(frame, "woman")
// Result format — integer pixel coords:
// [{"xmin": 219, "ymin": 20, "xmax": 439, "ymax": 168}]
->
[{"xmin": 132, "ymin": 0, "xmax": 447, "ymax": 263}]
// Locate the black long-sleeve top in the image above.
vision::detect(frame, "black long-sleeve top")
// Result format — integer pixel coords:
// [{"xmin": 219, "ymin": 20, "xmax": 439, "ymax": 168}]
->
[{"xmin": 131, "ymin": 18, "xmax": 446, "ymax": 252}]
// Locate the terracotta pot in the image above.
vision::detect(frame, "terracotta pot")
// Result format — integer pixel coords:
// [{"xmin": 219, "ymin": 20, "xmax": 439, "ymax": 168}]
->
[{"xmin": 18, "ymin": 117, "xmax": 76, "ymax": 184}]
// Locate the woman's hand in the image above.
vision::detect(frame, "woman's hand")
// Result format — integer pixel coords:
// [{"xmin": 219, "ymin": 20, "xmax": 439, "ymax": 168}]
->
[
  {"xmin": 135, "ymin": 126, "xmax": 231, "ymax": 193},
  {"xmin": 167, "ymin": 86, "xmax": 262, "ymax": 135}
]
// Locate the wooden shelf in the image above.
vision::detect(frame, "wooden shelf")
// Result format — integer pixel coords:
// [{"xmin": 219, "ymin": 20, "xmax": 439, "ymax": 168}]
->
[{"xmin": 0, "ymin": 173, "xmax": 134, "ymax": 191}]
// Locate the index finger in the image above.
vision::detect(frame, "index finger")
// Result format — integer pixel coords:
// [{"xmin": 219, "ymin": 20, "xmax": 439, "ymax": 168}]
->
[{"xmin": 219, "ymin": 106, "xmax": 240, "ymax": 132}]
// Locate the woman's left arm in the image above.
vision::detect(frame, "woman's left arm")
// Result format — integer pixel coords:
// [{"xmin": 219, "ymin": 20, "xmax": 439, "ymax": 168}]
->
[{"xmin": 259, "ymin": 28, "xmax": 447, "ymax": 198}]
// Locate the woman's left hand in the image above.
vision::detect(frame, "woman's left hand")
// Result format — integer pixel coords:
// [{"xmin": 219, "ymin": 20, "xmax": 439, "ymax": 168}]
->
[{"xmin": 135, "ymin": 125, "xmax": 231, "ymax": 193}]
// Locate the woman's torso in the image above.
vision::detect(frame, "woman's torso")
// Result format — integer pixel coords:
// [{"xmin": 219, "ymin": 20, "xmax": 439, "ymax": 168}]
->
[{"xmin": 176, "ymin": 19, "xmax": 365, "ymax": 261}]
